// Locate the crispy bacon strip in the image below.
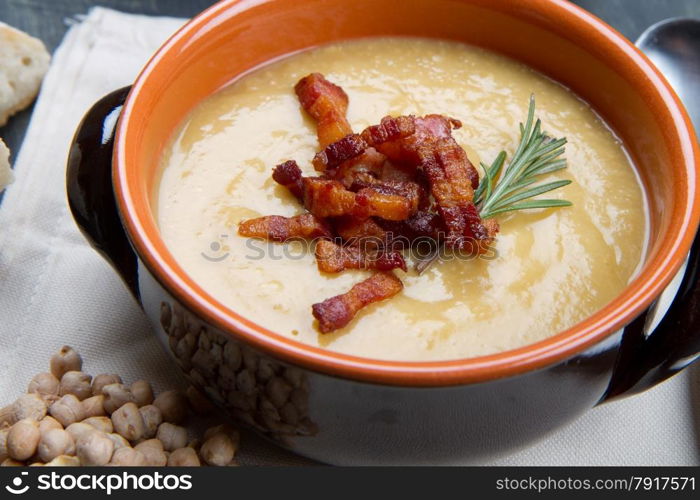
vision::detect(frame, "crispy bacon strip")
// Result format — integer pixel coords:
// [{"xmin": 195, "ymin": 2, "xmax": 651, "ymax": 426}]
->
[
  {"xmin": 361, "ymin": 115, "xmax": 416, "ymax": 148},
  {"xmin": 312, "ymin": 272, "xmax": 404, "ymax": 333},
  {"xmin": 362, "ymin": 114, "xmax": 479, "ymax": 189},
  {"xmin": 272, "ymin": 160, "xmax": 304, "ymax": 201},
  {"xmin": 303, "ymin": 178, "xmax": 414, "ymax": 221},
  {"xmin": 334, "ymin": 216, "xmax": 388, "ymax": 248},
  {"xmin": 238, "ymin": 214, "xmax": 332, "ymax": 242},
  {"xmin": 312, "ymin": 134, "xmax": 368, "ymax": 172},
  {"xmin": 418, "ymin": 138, "xmax": 495, "ymax": 251},
  {"xmin": 350, "ymin": 180, "xmax": 428, "ymax": 213},
  {"xmin": 378, "ymin": 210, "xmax": 446, "ymax": 242},
  {"xmin": 295, "ymin": 73, "xmax": 352, "ymax": 148},
  {"xmin": 315, "ymin": 240, "xmax": 406, "ymax": 273}
]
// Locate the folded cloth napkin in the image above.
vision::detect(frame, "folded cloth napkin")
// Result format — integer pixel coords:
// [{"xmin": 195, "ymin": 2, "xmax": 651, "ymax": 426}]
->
[{"xmin": 0, "ymin": 7, "xmax": 697, "ymax": 466}]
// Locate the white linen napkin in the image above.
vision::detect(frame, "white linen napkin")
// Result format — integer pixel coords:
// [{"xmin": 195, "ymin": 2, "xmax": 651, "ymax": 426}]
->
[{"xmin": 0, "ymin": 7, "xmax": 696, "ymax": 466}]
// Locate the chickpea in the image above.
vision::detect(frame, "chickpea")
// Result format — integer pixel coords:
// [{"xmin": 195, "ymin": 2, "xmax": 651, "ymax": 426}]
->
[
  {"xmin": 37, "ymin": 428, "xmax": 75, "ymax": 462},
  {"xmin": 76, "ymin": 431, "xmax": 113, "ymax": 466},
  {"xmin": 82, "ymin": 416, "xmax": 113, "ymax": 434},
  {"xmin": 200, "ymin": 432, "xmax": 236, "ymax": 466},
  {"xmin": 38, "ymin": 416, "xmax": 62, "ymax": 434},
  {"xmin": 138, "ymin": 405, "xmax": 162, "ymax": 439},
  {"xmin": 49, "ymin": 394, "xmax": 84, "ymax": 427},
  {"xmin": 105, "ymin": 433, "xmax": 130, "ymax": 450},
  {"xmin": 0, "ymin": 393, "xmax": 48, "ymax": 426},
  {"xmin": 130, "ymin": 380, "xmax": 154, "ymax": 407},
  {"xmin": 82, "ymin": 395, "xmax": 106, "ymax": 418},
  {"xmin": 101, "ymin": 384, "xmax": 135, "ymax": 414},
  {"xmin": 167, "ymin": 447, "xmax": 200, "ymax": 466},
  {"xmin": 49, "ymin": 346, "xmax": 82, "ymax": 379},
  {"xmin": 133, "ymin": 440, "xmax": 166, "ymax": 466},
  {"xmin": 153, "ymin": 390, "xmax": 187, "ymax": 424},
  {"xmin": 45, "ymin": 455, "xmax": 80, "ymax": 466},
  {"xmin": 7, "ymin": 419, "xmax": 40, "ymax": 461},
  {"xmin": 109, "ymin": 447, "xmax": 146, "ymax": 466},
  {"xmin": 65, "ymin": 422, "xmax": 94, "ymax": 443},
  {"xmin": 59, "ymin": 371, "xmax": 93, "ymax": 401},
  {"xmin": 27, "ymin": 372, "xmax": 60, "ymax": 397},
  {"xmin": 156, "ymin": 423, "xmax": 187, "ymax": 452},
  {"xmin": 111, "ymin": 402, "xmax": 145, "ymax": 442},
  {"xmin": 91, "ymin": 374, "xmax": 122, "ymax": 397}
]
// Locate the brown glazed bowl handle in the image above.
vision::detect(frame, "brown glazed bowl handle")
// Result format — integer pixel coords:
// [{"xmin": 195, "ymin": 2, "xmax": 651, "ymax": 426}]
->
[
  {"xmin": 600, "ymin": 234, "xmax": 700, "ymax": 402},
  {"xmin": 66, "ymin": 86, "xmax": 140, "ymax": 303}
]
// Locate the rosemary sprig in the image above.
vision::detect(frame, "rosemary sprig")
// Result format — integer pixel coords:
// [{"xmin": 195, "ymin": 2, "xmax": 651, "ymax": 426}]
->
[
  {"xmin": 475, "ymin": 95, "xmax": 571, "ymax": 218},
  {"xmin": 414, "ymin": 95, "xmax": 571, "ymax": 274}
]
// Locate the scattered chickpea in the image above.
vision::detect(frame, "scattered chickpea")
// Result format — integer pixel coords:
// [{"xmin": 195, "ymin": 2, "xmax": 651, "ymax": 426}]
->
[
  {"xmin": 1, "ymin": 458, "xmax": 24, "ymax": 466},
  {"xmin": 37, "ymin": 428, "xmax": 75, "ymax": 462},
  {"xmin": 156, "ymin": 422, "xmax": 188, "ymax": 452},
  {"xmin": 38, "ymin": 416, "xmax": 63, "ymax": 434},
  {"xmin": 111, "ymin": 402, "xmax": 145, "ymax": 442},
  {"xmin": 134, "ymin": 440, "xmax": 166, "ymax": 466},
  {"xmin": 0, "ymin": 393, "xmax": 48, "ymax": 426},
  {"xmin": 167, "ymin": 447, "xmax": 200, "ymax": 466},
  {"xmin": 59, "ymin": 371, "xmax": 93, "ymax": 401},
  {"xmin": 82, "ymin": 416, "xmax": 113, "ymax": 434},
  {"xmin": 3, "ymin": 347, "xmax": 249, "ymax": 468},
  {"xmin": 200, "ymin": 432, "xmax": 236, "ymax": 466},
  {"xmin": 65, "ymin": 422, "xmax": 95, "ymax": 443},
  {"xmin": 130, "ymin": 380, "xmax": 154, "ymax": 407},
  {"xmin": 138, "ymin": 405, "xmax": 162, "ymax": 439},
  {"xmin": 105, "ymin": 433, "xmax": 130, "ymax": 450},
  {"xmin": 7, "ymin": 419, "xmax": 40, "ymax": 461},
  {"xmin": 76, "ymin": 431, "xmax": 113, "ymax": 466},
  {"xmin": 91, "ymin": 374, "xmax": 122, "ymax": 397},
  {"xmin": 49, "ymin": 394, "xmax": 85, "ymax": 427},
  {"xmin": 109, "ymin": 447, "xmax": 146, "ymax": 466},
  {"xmin": 153, "ymin": 390, "xmax": 187, "ymax": 424},
  {"xmin": 101, "ymin": 384, "xmax": 135, "ymax": 414},
  {"xmin": 0, "ymin": 428, "xmax": 8, "ymax": 462},
  {"xmin": 45, "ymin": 455, "xmax": 80, "ymax": 466},
  {"xmin": 82, "ymin": 395, "xmax": 106, "ymax": 418},
  {"xmin": 49, "ymin": 346, "xmax": 82, "ymax": 380},
  {"xmin": 27, "ymin": 372, "xmax": 60, "ymax": 397}
]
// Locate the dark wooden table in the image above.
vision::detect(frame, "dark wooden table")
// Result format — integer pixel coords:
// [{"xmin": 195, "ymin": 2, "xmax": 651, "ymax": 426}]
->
[{"xmin": 0, "ymin": 0, "xmax": 698, "ymax": 172}]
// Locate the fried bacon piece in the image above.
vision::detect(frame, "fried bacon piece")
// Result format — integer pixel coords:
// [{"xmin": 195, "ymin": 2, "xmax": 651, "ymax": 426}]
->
[
  {"xmin": 315, "ymin": 240, "xmax": 406, "ymax": 273},
  {"xmin": 238, "ymin": 214, "xmax": 332, "ymax": 242},
  {"xmin": 361, "ymin": 115, "xmax": 416, "ymax": 148},
  {"xmin": 272, "ymin": 160, "xmax": 304, "ymax": 201},
  {"xmin": 312, "ymin": 133, "xmax": 368, "ymax": 172},
  {"xmin": 295, "ymin": 73, "xmax": 352, "ymax": 148},
  {"xmin": 331, "ymin": 149, "xmax": 385, "ymax": 188},
  {"xmin": 303, "ymin": 177, "xmax": 414, "ymax": 221},
  {"xmin": 349, "ymin": 179, "xmax": 428, "ymax": 213},
  {"xmin": 418, "ymin": 138, "xmax": 495, "ymax": 251},
  {"xmin": 334, "ymin": 216, "xmax": 388, "ymax": 248},
  {"xmin": 378, "ymin": 210, "xmax": 446, "ymax": 242},
  {"xmin": 312, "ymin": 272, "xmax": 404, "ymax": 333}
]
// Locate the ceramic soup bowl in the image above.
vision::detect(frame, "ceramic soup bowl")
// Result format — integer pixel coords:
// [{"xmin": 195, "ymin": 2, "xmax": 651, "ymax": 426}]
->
[{"xmin": 67, "ymin": 0, "xmax": 700, "ymax": 464}]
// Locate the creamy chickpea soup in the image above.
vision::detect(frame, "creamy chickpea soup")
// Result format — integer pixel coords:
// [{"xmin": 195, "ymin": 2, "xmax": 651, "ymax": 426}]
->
[{"xmin": 155, "ymin": 38, "xmax": 647, "ymax": 361}]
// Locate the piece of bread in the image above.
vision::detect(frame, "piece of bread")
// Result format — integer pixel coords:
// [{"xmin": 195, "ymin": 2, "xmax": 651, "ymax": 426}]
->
[
  {"xmin": 0, "ymin": 138, "xmax": 12, "ymax": 192},
  {"xmin": 0, "ymin": 22, "xmax": 50, "ymax": 127}
]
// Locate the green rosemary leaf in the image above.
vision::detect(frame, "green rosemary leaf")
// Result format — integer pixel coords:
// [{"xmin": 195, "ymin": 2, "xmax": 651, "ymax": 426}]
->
[
  {"xmin": 490, "ymin": 179, "xmax": 572, "ymax": 211},
  {"xmin": 484, "ymin": 199, "xmax": 573, "ymax": 217},
  {"xmin": 477, "ymin": 95, "xmax": 571, "ymax": 219}
]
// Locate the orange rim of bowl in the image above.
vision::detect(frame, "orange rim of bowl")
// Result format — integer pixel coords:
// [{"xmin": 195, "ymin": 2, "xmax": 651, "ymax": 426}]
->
[{"xmin": 114, "ymin": 0, "xmax": 700, "ymax": 386}]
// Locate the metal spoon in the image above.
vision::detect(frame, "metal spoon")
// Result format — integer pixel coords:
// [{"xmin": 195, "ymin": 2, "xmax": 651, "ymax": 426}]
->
[
  {"xmin": 636, "ymin": 18, "xmax": 700, "ymax": 333},
  {"xmin": 636, "ymin": 17, "xmax": 700, "ymax": 128}
]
